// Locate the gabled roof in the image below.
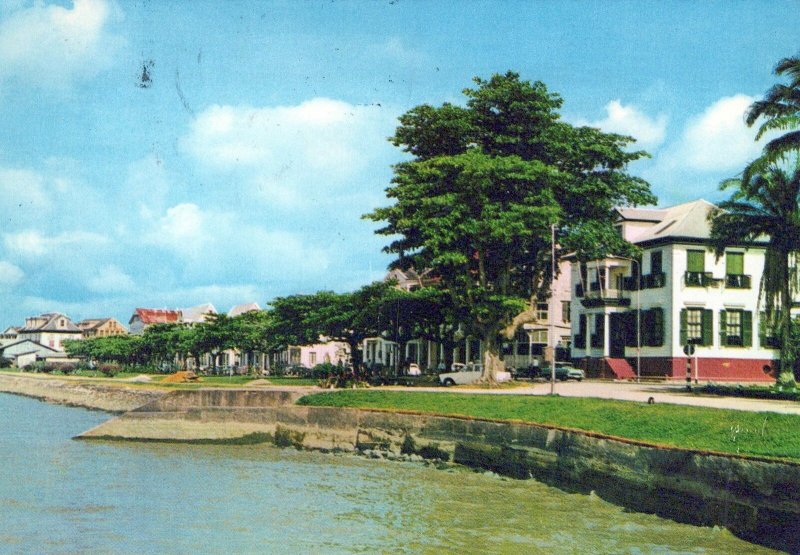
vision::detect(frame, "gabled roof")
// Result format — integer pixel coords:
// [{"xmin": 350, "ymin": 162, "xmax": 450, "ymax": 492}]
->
[
  {"xmin": 18, "ymin": 313, "xmax": 81, "ymax": 333},
  {"xmin": 130, "ymin": 308, "xmax": 181, "ymax": 325},
  {"xmin": 617, "ymin": 199, "xmax": 720, "ymax": 244},
  {"xmin": 1, "ymin": 338, "xmax": 60, "ymax": 356},
  {"xmin": 77, "ymin": 318, "xmax": 110, "ymax": 331},
  {"xmin": 181, "ymin": 303, "xmax": 217, "ymax": 323},
  {"xmin": 228, "ymin": 302, "xmax": 261, "ymax": 317}
]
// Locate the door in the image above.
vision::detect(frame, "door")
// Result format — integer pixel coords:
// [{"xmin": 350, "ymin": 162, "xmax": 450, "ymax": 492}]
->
[{"xmin": 609, "ymin": 313, "xmax": 627, "ymax": 358}]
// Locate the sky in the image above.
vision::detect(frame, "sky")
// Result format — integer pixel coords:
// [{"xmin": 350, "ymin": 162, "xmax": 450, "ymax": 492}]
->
[{"xmin": 0, "ymin": 0, "xmax": 798, "ymax": 328}]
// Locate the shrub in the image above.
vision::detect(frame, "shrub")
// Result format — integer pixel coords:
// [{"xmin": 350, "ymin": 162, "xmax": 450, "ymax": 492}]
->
[
  {"xmin": 60, "ymin": 364, "xmax": 76, "ymax": 375},
  {"xmin": 41, "ymin": 363, "xmax": 58, "ymax": 374},
  {"xmin": 22, "ymin": 363, "xmax": 35, "ymax": 372},
  {"xmin": 99, "ymin": 363, "xmax": 120, "ymax": 377}
]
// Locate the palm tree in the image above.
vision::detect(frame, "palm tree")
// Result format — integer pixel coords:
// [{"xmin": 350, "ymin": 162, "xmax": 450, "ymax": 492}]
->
[
  {"xmin": 710, "ymin": 162, "xmax": 800, "ymax": 385},
  {"xmin": 743, "ymin": 56, "xmax": 800, "ymax": 183}
]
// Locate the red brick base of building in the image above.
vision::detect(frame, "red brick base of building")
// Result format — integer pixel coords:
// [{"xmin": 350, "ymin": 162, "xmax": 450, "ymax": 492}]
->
[{"xmin": 574, "ymin": 356, "xmax": 779, "ymax": 382}]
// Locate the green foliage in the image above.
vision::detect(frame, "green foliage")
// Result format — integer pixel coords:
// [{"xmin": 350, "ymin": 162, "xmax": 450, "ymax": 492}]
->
[
  {"xmin": 269, "ymin": 281, "xmax": 399, "ymax": 368},
  {"xmin": 743, "ymin": 56, "xmax": 800, "ymax": 181},
  {"xmin": 365, "ymin": 71, "xmax": 655, "ymax": 370},
  {"xmin": 710, "ymin": 162, "xmax": 800, "ymax": 381},
  {"xmin": 298, "ymin": 390, "xmax": 800, "ymax": 460}
]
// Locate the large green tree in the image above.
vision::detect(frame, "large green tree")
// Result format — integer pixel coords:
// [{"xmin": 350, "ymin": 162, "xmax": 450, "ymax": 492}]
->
[
  {"xmin": 366, "ymin": 72, "xmax": 655, "ymax": 380},
  {"xmin": 744, "ymin": 56, "xmax": 800, "ymax": 182},
  {"xmin": 710, "ymin": 162, "xmax": 800, "ymax": 385}
]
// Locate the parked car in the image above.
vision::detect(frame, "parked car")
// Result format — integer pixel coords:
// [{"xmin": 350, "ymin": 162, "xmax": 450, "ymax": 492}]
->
[
  {"xmin": 514, "ymin": 362, "xmax": 584, "ymax": 381},
  {"xmin": 538, "ymin": 362, "xmax": 585, "ymax": 381},
  {"xmin": 438, "ymin": 362, "xmax": 512, "ymax": 386}
]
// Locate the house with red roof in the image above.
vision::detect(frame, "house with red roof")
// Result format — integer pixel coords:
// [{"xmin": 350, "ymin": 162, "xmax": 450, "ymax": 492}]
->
[{"xmin": 128, "ymin": 308, "xmax": 181, "ymax": 335}]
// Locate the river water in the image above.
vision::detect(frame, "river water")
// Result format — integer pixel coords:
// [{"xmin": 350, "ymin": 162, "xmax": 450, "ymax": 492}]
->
[{"xmin": 0, "ymin": 393, "xmax": 779, "ymax": 554}]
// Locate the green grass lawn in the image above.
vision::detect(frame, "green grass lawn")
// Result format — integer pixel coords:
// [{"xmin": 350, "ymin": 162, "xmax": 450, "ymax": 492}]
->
[{"xmin": 298, "ymin": 390, "xmax": 800, "ymax": 461}]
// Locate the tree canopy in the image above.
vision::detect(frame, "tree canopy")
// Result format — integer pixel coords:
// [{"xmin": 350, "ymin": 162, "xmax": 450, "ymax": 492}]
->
[{"xmin": 366, "ymin": 72, "xmax": 655, "ymax": 379}]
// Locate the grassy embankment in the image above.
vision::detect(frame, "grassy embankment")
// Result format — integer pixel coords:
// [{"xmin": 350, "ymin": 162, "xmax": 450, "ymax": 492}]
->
[{"xmin": 298, "ymin": 390, "xmax": 800, "ymax": 461}]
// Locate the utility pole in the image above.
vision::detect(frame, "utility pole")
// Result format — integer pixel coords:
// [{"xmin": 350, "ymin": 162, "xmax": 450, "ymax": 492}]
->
[{"xmin": 550, "ymin": 224, "xmax": 556, "ymax": 395}]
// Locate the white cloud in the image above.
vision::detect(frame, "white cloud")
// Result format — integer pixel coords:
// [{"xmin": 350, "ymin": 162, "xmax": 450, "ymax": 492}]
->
[
  {"xmin": 653, "ymin": 94, "xmax": 767, "ymax": 174},
  {"xmin": 0, "ymin": 261, "xmax": 23, "ymax": 287},
  {"xmin": 0, "ymin": 0, "xmax": 124, "ymax": 90},
  {"xmin": 86, "ymin": 264, "xmax": 135, "ymax": 294},
  {"xmin": 181, "ymin": 98, "xmax": 396, "ymax": 207},
  {"xmin": 145, "ymin": 202, "xmax": 330, "ymax": 279},
  {"xmin": 581, "ymin": 100, "xmax": 667, "ymax": 149},
  {"xmin": 381, "ymin": 37, "xmax": 429, "ymax": 66},
  {"xmin": 0, "ymin": 167, "xmax": 51, "ymax": 211},
  {"xmin": 3, "ymin": 229, "xmax": 110, "ymax": 258}
]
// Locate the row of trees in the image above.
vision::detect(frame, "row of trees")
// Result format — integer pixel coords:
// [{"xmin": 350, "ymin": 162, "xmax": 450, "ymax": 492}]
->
[
  {"xmin": 63, "ymin": 282, "xmax": 459, "ymax": 373},
  {"xmin": 710, "ymin": 54, "xmax": 800, "ymax": 386}
]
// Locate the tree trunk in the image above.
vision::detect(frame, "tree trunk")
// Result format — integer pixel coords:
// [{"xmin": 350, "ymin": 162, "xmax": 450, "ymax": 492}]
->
[
  {"xmin": 778, "ymin": 250, "xmax": 796, "ymax": 386},
  {"xmin": 480, "ymin": 330, "xmax": 505, "ymax": 383},
  {"xmin": 348, "ymin": 338, "xmax": 362, "ymax": 370}
]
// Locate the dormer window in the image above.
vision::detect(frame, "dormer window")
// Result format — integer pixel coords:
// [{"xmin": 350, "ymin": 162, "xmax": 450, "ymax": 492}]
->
[{"xmin": 60, "ymin": 319, "xmax": 65, "ymax": 327}]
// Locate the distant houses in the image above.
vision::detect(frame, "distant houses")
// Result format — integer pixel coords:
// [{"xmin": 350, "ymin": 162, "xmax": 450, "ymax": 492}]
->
[
  {"xmin": 128, "ymin": 308, "xmax": 181, "ymax": 334},
  {"xmin": 16, "ymin": 313, "xmax": 82, "ymax": 351},
  {"xmin": 77, "ymin": 318, "xmax": 128, "ymax": 339}
]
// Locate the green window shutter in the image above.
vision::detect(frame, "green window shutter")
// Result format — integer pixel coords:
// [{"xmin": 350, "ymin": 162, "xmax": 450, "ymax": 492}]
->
[
  {"xmin": 625, "ymin": 311, "xmax": 636, "ymax": 347},
  {"xmin": 680, "ymin": 309, "xmax": 687, "ymax": 345},
  {"xmin": 687, "ymin": 250, "xmax": 705, "ymax": 273},
  {"xmin": 651, "ymin": 308, "xmax": 664, "ymax": 347},
  {"xmin": 742, "ymin": 311, "xmax": 753, "ymax": 347},
  {"xmin": 726, "ymin": 252, "xmax": 744, "ymax": 275},
  {"xmin": 702, "ymin": 309, "xmax": 714, "ymax": 346},
  {"xmin": 719, "ymin": 310, "xmax": 727, "ymax": 347}
]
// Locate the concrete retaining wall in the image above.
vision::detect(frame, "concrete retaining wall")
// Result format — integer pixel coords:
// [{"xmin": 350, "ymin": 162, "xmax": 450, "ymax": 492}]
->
[
  {"xmin": 0, "ymin": 374, "xmax": 164, "ymax": 412},
  {"xmin": 77, "ymin": 388, "xmax": 800, "ymax": 552}
]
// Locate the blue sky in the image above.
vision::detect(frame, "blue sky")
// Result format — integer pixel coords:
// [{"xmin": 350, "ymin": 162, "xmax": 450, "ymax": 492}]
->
[{"xmin": 0, "ymin": 0, "xmax": 798, "ymax": 327}]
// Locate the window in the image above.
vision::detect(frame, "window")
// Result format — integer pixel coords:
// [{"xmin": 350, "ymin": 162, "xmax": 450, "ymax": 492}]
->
[
  {"xmin": 626, "ymin": 308, "xmax": 665, "ymax": 347},
  {"xmin": 309, "ymin": 352, "xmax": 317, "ymax": 365},
  {"xmin": 687, "ymin": 250, "xmax": 705, "ymax": 272},
  {"xmin": 760, "ymin": 312, "xmax": 781, "ymax": 349},
  {"xmin": 561, "ymin": 301, "xmax": 571, "ymax": 323},
  {"xmin": 590, "ymin": 314, "xmax": 604, "ymax": 348},
  {"xmin": 536, "ymin": 303, "xmax": 549, "ymax": 321},
  {"xmin": 514, "ymin": 328, "xmax": 529, "ymax": 355},
  {"xmin": 680, "ymin": 308, "xmax": 713, "ymax": 346},
  {"xmin": 726, "ymin": 252, "xmax": 744, "ymax": 275},
  {"xmin": 650, "ymin": 250, "xmax": 663, "ymax": 275},
  {"xmin": 720, "ymin": 310, "xmax": 752, "ymax": 347},
  {"xmin": 531, "ymin": 330, "xmax": 548, "ymax": 343},
  {"xmin": 725, "ymin": 252, "xmax": 750, "ymax": 288},
  {"xmin": 289, "ymin": 347, "xmax": 301, "ymax": 365},
  {"xmin": 575, "ymin": 314, "xmax": 587, "ymax": 349}
]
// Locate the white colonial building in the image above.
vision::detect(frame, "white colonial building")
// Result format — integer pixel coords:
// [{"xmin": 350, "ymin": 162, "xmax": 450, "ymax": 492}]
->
[{"xmin": 570, "ymin": 199, "xmax": 794, "ymax": 382}]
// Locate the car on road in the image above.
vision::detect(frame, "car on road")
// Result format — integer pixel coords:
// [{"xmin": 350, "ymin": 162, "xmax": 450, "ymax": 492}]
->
[
  {"xmin": 438, "ymin": 362, "xmax": 512, "ymax": 386},
  {"xmin": 515, "ymin": 362, "xmax": 585, "ymax": 381},
  {"xmin": 543, "ymin": 363, "xmax": 585, "ymax": 381}
]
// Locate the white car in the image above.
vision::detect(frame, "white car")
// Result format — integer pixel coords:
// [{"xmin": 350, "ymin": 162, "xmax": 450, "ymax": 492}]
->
[{"xmin": 438, "ymin": 362, "xmax": 512, "ymax": 386}]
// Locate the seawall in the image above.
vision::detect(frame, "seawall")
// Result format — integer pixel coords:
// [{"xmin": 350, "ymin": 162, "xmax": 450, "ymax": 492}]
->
[
  {"xmin": 0, "ymin": 373, "xmax": 164, "ymax": 412},
  {"xmin": 78, "ymin": 388, "xmax": 800, "ymax": 552}
]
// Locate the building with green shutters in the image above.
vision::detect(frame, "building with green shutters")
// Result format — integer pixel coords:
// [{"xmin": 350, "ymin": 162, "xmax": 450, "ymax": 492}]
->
[{"xmin": 569, "ymin": 199, "xmax": 788, "ymax": 382}]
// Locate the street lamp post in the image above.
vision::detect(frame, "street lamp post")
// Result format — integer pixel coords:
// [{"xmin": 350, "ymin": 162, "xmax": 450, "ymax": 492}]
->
[{"xmin": 550, "ymin": 224, "xmax": 556, "ymax": 395}]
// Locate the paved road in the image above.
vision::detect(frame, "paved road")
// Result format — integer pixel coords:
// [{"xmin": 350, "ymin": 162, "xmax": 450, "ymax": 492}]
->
[{"xmin": 382, "ymin": 381, "xmax": 800, "ymax": 415}]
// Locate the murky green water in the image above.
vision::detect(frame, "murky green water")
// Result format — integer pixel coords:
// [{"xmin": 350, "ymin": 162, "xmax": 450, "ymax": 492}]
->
[{"xmin": 0, "ymin": 393, "xmax": 780, "ymax": 554}]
